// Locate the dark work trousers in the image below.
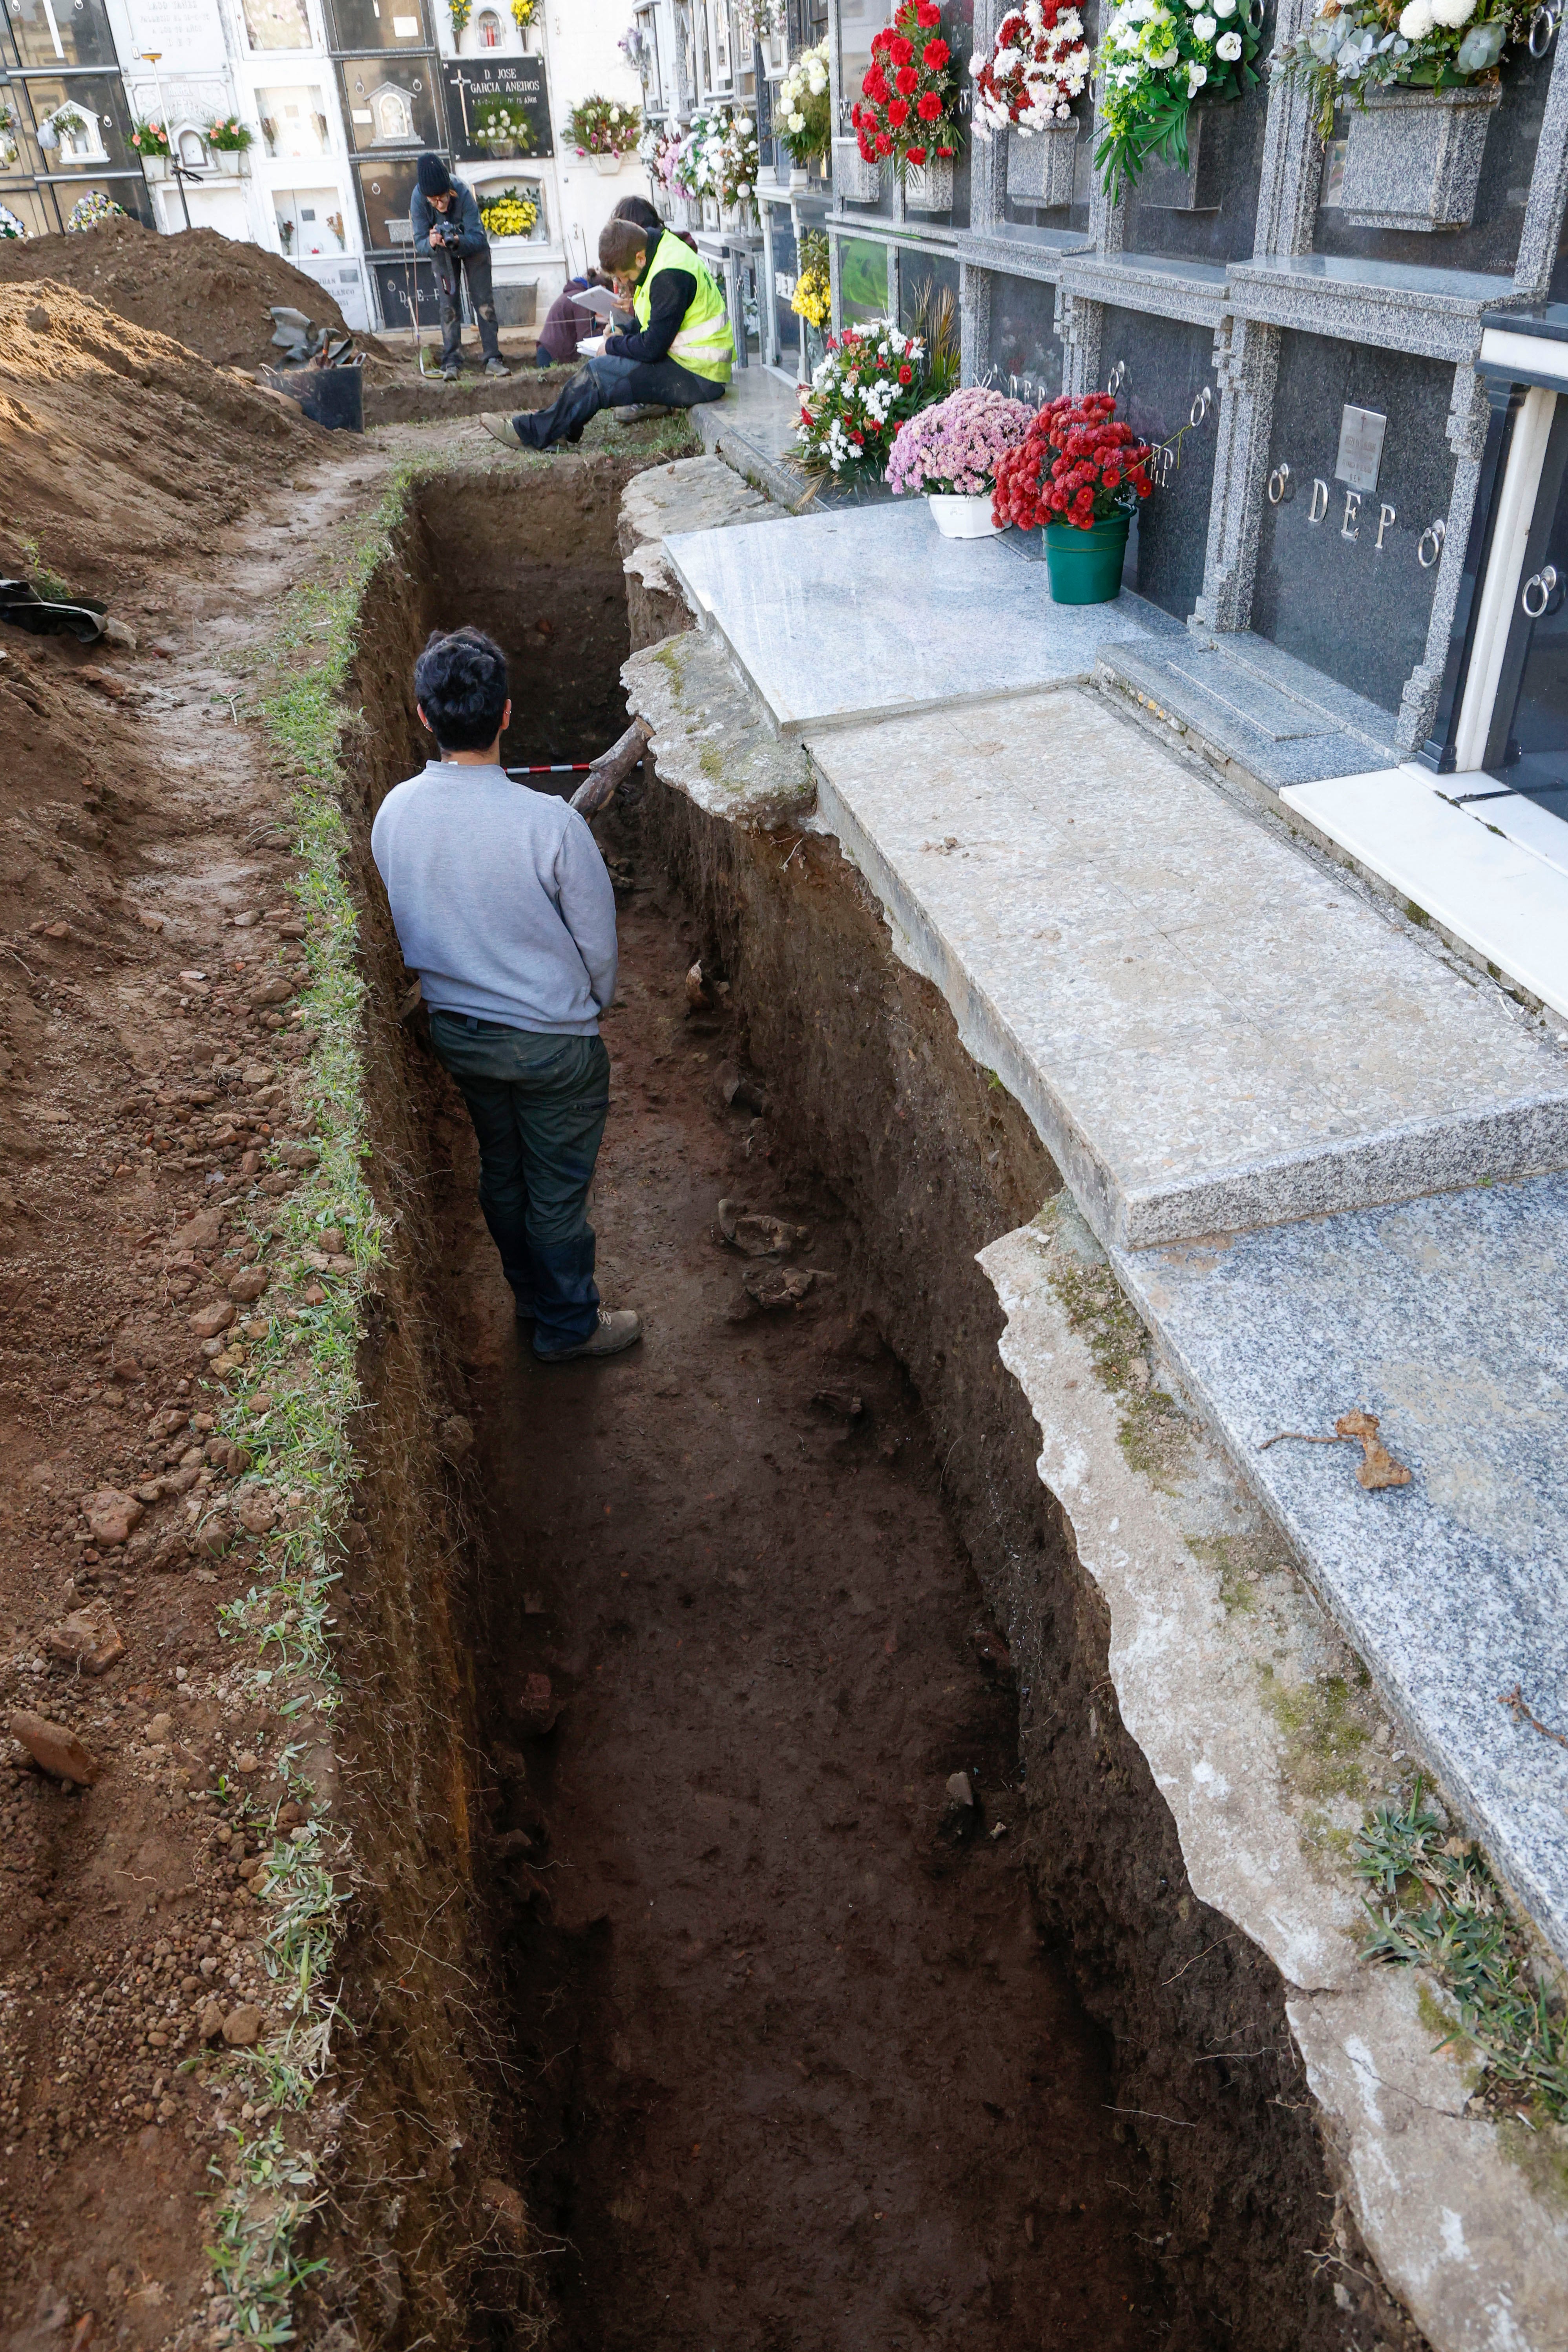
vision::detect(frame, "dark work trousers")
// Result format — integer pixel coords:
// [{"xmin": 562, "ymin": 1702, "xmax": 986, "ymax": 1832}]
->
[
  {"xmin": 433, "ymin": 241, "xmax": 501, "ymax": 367},
  {"xmin": 429, "ymin": 1012, "xmax": 610, "ymax": 1355},
  {"xmin": 511, "ymin": 351, "xmax": 725, "ymax": 447}
]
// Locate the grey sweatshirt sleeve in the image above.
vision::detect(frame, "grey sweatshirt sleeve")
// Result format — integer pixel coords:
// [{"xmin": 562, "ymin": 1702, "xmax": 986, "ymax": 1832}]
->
[{"xmin": 555, "ymin": 811, "xmax": 618, "ymax": 1013}]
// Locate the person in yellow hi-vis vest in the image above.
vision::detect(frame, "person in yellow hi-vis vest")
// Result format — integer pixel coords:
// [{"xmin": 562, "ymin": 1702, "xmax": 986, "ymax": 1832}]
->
[{"xmin": 484, "ymin": 208, "xmax": 735, "ymax": 454}]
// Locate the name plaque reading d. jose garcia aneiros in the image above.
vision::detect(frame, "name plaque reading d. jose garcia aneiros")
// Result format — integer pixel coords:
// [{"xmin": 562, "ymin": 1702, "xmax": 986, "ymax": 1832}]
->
[
  {"xmin": 1335, "ymin": 405, "xmax": 1387, "ymax": 497},
  {"xmin": 442, "ymin": 57, "xmax": 553, "ymax": 160}
]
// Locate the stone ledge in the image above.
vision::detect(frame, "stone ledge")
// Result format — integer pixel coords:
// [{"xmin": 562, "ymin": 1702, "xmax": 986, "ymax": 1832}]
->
[
  {"xmin": 985, "ymin": 1206, "xmax": 1568, "ymax": 2352},
  {"xmin": 622, "ymin": 629, "xmax": 814, "ymax": 834}
]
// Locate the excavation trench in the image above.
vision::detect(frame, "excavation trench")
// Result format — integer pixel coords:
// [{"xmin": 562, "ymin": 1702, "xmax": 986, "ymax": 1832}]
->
[{"xmin": 338, "ymin": 463, "xmax": 1373, "ymax": 2352}]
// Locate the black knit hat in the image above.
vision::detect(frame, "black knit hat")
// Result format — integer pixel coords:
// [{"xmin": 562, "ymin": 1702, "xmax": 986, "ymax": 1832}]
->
[{"xmin": 416, "ymin": 153, "xmax": 453, "ymax": 198}]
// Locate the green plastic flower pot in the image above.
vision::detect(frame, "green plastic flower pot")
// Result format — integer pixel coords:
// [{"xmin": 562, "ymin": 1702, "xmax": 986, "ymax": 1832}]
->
[{"xmin": 1043, "ymin": 509, "xmax": 1131, "ymax": 605}]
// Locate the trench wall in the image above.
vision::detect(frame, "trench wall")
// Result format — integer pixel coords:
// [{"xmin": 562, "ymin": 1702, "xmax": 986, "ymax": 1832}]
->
[{"xmin": 630, "ymin": 773, "xmax": 1411, "ymax": 2352}]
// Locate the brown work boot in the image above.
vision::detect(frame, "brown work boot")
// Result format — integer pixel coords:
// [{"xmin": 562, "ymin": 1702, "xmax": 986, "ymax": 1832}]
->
[{"xmin": 535, "ymin": 1308, "xmax": 642, "ymax": 1364}]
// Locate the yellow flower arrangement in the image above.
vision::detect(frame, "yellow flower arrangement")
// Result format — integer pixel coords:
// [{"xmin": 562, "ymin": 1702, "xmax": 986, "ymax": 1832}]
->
[
  {"xmin": 790, "ymin": 228, "xmax": 830, "ymax": 329},
  {"xmin": 511, "ymin": 0, "xmax": 536, "ymax": 22},
  {"xmin": 478, "ymin": 185, "xmax": 538, "ymax": 237}
]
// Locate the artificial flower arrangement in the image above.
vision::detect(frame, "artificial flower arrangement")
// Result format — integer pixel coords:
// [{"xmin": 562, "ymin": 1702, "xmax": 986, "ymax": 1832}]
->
[
  {"xmin": 0, "ymin": 202, "xmax": 26, "ymax": 239},
  {"xmin": 512, "ymin": 0, "xmax": 536, "ymax": 24},
  {"xmin": 565, "ymin": 94, "xmax": 642, "ymax": 155},
  {"xmin": 65, "ymin": 190, "xmax": 126, "ymax": 232},
  {"xmin": 852, "ymin": 0, "xmax": 963, "ymax": 175},
  {"xmin": 450, "ymin": 0, "xmax": 472, "ymax": 31},
  {"xmin": 991, "ymin": 391, "xmax": 1156, "ymax": 530},
  {"xmin": 675, "ymin": 106, "xmax": 758, "ymax": 201},
  {"xmin": 478, "ymin": 184, "xmax": 539, "ymax": 237},
  {"xmin": 130, "ymin": 117, "xmax": 172, "ymax": 159},
  {"xmin": 206, "ymin": 117, "xmax": 254, "ymax": 151},
  {"xmin": 777, "ymin": 37, "xmax": 832, "ymax": 165},
  {"xmin": 790, "ymin": 227, "xmax": 831, "ymax": 329},
  {"xmin": 638, "ymin": 119, "xmax": 685, "ymax": 194},
  {"xmin": 796, "ymin": 322, "xmax": 935, "ymax": 482},
  {"xmin": 1273, "ymin": 0, "xmax": 1517, "ymax": 134},
  {"xmin": 1093, "ymin": 0, "xmax": 1265, "ymax": 200},
  {"xmin": 887, "ymin": 383, "xmax": 1035, "ymax": 497},
  {"xmin": 970, "ymin": 1, "xmax": 1091, "ymax": 132},
  {"xmin": 475, "ymin": 97, "xmax": 535, "ymax": 150}
]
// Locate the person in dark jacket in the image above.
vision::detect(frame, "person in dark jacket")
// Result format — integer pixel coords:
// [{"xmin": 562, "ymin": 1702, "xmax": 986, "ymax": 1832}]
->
[
  {"xmin": 535, "ymin": 269, "xmax": 614, "ymax": 367},
  {"xmin": 483, "ymin": 214, "xmax": 732, "ymax": 453},
  {"xmin": 412, "ymin": 153, "xmax": 510, "ymax": 382}
]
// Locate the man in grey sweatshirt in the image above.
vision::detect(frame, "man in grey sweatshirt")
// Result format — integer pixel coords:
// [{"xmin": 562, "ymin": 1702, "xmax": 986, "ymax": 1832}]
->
[{"xmin": 371, "ymin": 626, "xmax": 641, "ymax": 1362}]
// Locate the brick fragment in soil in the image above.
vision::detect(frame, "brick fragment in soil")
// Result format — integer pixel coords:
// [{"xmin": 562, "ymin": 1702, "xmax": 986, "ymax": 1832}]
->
[{"xmin": 441, "ymin": 866, "xmax": 1160, "ymax": 2348}]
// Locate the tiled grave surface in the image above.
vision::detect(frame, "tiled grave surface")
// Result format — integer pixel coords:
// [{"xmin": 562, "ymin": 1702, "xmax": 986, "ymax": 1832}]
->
[
  {"xmin": 807, "ymin": 687, "xmax": 1568, "ymax": 1247},
  {"xmin": 1115, "ymin": 1172, "xmax": 1568, "ymax": 1962},
  {"xmin": 1284, "ymin": 765, "xmax": 1568, "ymax": 1019},
  {"xmin": 664, "ymin": 499, "xmax": 1183, "ymax": 736}
]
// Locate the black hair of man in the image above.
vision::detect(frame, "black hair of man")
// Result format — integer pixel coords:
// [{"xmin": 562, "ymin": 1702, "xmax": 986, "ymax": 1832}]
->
[
  {"xmin": 414, "ymin": 626, "xmax": 509, "ymax": 752},
  {"xmin": 416, "ymin": 152, "xmax": 452, "ymax": 199},
  {"xmin": 610, "ymin": 192, "xmax": 664, "ymax": 239}
]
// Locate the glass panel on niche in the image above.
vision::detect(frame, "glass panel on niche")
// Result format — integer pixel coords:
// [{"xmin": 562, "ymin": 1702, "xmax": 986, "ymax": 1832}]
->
[
  {"xmin": 769, "ymin": 213, "xmax": 800, "ymax": 364},
  {"xmin": 243, "ymin": 0, "xmax": 314, "ymax": 49},
  {"xmin": 328, "ymin": 0, "xmax": 428, "ymax": 52},
  {"xmin": 838, "ymin": 233, "xmax": 889, "ymax": 323},
  {"xmin": 986, "ymin": 270, "xmax": 1063, "ymax": 402},
  {"xmin": 24, "ymin": 72, "xmax": 129, "ymax": 170},
  {"xmin": 258, "ymin": 85, "xmax": 332, "ymax": 157},
  {"xmin": 0, "ymin": 182, "xmax": 58, "ymax": 237},
  {"xmin": 4, "ymin": 0, "xmax": 117, "ymax": 72},
  {"xmin": 898, "ymin": 245, "xmax": 959, "ymax": 352},
  {"xmin": 1100, "ymin": 305, "xmax": 1219, "ymax": 620},
  {"xmin": 356, "ymin": 152, "xmax": 424, "ymax": 241},
  {"xmin": 1313, "ymin": 44, "xmax": 1550, "ymax": 281},
  {"xmin": 1252, "ymin": 331, "xmax": 1457, "ymax": 714},
  {"xmin": 340, "ymin": 54, "xmax": 438, "ymax": 150}
]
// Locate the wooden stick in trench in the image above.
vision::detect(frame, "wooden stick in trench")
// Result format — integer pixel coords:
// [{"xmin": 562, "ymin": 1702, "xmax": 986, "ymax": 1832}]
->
[{"xmin": 570, "ymin": 716, "xmax": 652, "ymax": 819}]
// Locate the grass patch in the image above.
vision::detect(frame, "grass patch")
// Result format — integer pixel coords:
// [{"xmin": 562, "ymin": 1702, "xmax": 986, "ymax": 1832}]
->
[
  {"xmin": 184, "ymin": 460, "xmax": 435, "ymax": 2346},
  {"xmin": 1354, "ymin": 1781, "xmax": 1568, "ymax": 2124},
  {"xmin": 1044, "ymin": 1249, "xmax": 1185, "ymax": 1489}
]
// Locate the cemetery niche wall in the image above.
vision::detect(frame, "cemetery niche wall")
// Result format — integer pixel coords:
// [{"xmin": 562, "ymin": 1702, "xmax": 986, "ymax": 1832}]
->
[{"xmin": 813, "ymin": 0, "xmax": 1568, "ymax": 771}]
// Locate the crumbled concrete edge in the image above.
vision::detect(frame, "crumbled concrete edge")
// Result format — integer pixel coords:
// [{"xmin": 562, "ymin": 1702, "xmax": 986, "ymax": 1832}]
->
[
  {"xmin": 981, "ymin": 1207, "xmax": 1568, "ymax": 2352},
  {"xmin": 622, "ymin": 630, "xmax": 814, "ymax": 834}
]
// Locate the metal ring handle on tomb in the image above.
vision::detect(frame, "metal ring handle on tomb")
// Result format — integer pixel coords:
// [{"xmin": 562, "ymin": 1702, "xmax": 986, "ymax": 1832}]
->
[
  {"xmin": 1529, "ymin": 2, "xmax": 1561, "ymax": 57},
  {"xmin": 1521, "ymin": 563, "xmax": 1559, "ymax": 619},
  {"xmin": 1107, "ymin": 360, "xmax": 1126, "ymax": 396},
  {"xmin": 1267, "ymin": 461, "xmax": 1294, "ymax": 504},
  {"xmin": 1190, "ymin": 384, "xmax": 1214, "ymax": 427},
  {"xmin": 1247, "ymin": 0, "xmax": 1266, "ymax": 26},
  {"xmin": 1417, "ymin": 519, "xmax": 1446, "ymax": 570}
]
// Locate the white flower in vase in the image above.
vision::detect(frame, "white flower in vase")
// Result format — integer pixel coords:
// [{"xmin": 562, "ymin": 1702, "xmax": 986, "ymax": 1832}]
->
[{"xmin": 1216, "ymin": 28, "xmax": 1242, "ymax": 54}]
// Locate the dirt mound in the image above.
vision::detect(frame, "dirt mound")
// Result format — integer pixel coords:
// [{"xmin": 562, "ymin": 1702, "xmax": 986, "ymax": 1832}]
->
[
  {"xmin": 0, "ymin": 279, "xmax": 316, "ymax": 601},
  {"xmin": 0, "ymin": 215, "xmax": 392, "ymax": 372}
]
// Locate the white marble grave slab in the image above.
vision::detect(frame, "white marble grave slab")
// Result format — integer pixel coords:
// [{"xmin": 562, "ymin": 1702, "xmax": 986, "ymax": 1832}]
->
[
  {"xmin": 663, "ymin": 499, "xmax": 1179, "ymax": 737},
  {"xmin": 1283, "ymin": 765, "xmax": 1568, "ymax": 1018},
  {"xmin": 809, "ymin": 688, "xmax": 1568, "ymax": 1246}
]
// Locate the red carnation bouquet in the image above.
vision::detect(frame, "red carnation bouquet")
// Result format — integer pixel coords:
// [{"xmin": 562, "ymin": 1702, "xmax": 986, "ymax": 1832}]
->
[
  {"xmin": 852, "ymin": 0, "xmax": 962, "ymax": 176},
  {"xmin": 991, "ymin": 391, "xmax": 1157, "ymax": 533}
]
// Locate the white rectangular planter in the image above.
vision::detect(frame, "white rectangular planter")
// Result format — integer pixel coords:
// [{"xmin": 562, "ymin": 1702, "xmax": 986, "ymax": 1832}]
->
[
  {"xmin": 214, "ymin": 148, "xmax": 248, "ymax": 176},
  {"xmin": 832, "ymin": 133, "xmax": 882, "ymax": 203},
  {"xmin": 701, "ymin": 195, "xmax": 720, "ymax": 228},
  {"xmin": 903, "ymin": 153, "xmax": 954, "ymax": 212},
  {"xmin": 1005, "ymin": 119, "xmax": 1078, "ymax": 208},
  {"xmin": 1340, "ymin": 81, "xmax": 1500, "ymax": 231}
]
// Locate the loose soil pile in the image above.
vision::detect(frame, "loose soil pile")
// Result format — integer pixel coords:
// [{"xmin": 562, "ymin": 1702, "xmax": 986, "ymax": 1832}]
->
[
  {"xmin": 0, "ymin": 280, "xmax": 315, "ymax": 601},
  {"xmin": 0, "ymin": 217, "xmax": 391, "ymax": 373}
]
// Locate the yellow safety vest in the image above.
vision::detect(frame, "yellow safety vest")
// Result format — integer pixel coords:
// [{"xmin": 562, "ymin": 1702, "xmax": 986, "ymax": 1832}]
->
[{"xmin": 634, "ymin": 231, "xmax": 734, "ymax": 384}]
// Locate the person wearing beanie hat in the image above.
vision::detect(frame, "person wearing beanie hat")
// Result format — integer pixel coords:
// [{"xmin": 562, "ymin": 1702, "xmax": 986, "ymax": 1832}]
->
[{"xmin": 411, "ymin": 152, "xmax": 510, "ymax": 383}]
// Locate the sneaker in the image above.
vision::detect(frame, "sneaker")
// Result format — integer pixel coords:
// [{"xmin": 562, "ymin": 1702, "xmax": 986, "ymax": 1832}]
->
[
  {"xmin": 440, "ymin": 363, "xmax": 460, "ymax": 382},
  {"xmin": 535, "ymin": 1308, "xmax": 642, "ymax": 1364},
  {"xmin": 612, "ymin": 402, "xmax": 676, "ymax": 424},
  {"xmin": 484, "ymin": 355, "xmax": 512, "ymax": 379},
  {"xmin": 482, "ymin": 412, "xmax": 525, "ymax": 450}
]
